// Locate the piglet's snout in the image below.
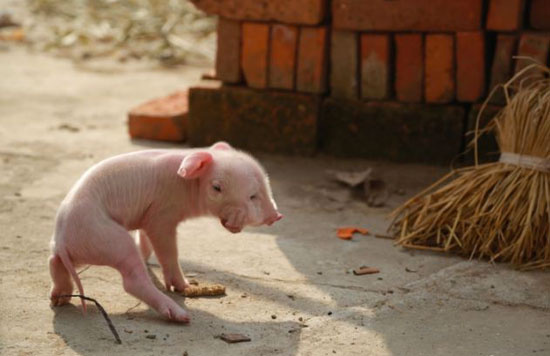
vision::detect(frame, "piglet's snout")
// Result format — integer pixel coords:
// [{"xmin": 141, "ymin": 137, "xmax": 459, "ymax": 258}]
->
[
  {"xmin": 220, "ymin": 207, "xmax": 245, "ymax": 233},
  {"xmin": 265, "ymin": 212, "xmax": 283, "ymax": 226}
]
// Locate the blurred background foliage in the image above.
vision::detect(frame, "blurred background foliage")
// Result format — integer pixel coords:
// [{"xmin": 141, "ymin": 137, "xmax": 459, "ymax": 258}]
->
[{"xmin": 25, "ymin": 0, "xmax": 216, "ymax": 65}]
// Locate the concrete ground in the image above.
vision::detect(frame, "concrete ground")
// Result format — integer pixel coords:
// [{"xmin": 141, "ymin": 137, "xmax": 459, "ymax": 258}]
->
[{"xmin": 1, "ymin": 45, "xmax": 549, "ymax": 356}]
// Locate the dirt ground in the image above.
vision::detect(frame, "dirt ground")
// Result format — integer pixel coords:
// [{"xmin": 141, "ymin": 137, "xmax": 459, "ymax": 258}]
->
[{"xmin": 1, "ymin": 43, "xmax": 550, "ymax": 356}]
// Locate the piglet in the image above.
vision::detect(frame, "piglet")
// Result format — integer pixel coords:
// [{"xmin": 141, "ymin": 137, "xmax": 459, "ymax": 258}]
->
[{"xmin": 48, "ymin": 142, "xmax": 282, "ymax": 322}]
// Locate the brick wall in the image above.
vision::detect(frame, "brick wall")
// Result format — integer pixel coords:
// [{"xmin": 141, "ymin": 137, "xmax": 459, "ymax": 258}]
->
[{"xmin": 188, "ymin": 0, "xmax": 550, "ymax": 163}]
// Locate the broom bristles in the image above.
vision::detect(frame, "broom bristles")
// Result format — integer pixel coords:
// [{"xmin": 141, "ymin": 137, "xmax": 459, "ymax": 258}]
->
[{"xmin": 391, "ymin": 61, "xmax": 550, "ymax": 270}]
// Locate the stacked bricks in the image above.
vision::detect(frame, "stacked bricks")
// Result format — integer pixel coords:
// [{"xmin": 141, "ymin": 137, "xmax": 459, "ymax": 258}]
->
[{"xmin": 183, "ymin": 0, "xmax": 550, "ymax": 163}]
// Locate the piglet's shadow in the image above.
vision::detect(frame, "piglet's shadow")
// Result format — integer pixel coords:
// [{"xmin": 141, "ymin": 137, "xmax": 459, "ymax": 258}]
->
[
  {"xmin": 52, "ymin": 300, "xmax": 301, "ymax": 356},
  {"xmin": 52, "ymin": 265, "xmax": 301, "ymax": 355}
]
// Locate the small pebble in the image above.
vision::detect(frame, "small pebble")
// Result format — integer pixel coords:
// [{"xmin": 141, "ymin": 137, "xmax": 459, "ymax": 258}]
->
[
  {"xmin": 271, "ymin": 314, "xmax": 277, "ymax": 320},
  {"xmin": 327, "ymin": 311, "xmax": 332, "ymax": 316},
  {"xmin": 146, "ymin": 334, "xmax": 156, "ymax": 340}
]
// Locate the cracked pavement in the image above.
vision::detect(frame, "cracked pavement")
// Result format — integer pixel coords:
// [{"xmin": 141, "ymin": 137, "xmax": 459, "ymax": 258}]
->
[{"xmin": 1, "ymin": 46, "xmax": 549, "ymax": 356}]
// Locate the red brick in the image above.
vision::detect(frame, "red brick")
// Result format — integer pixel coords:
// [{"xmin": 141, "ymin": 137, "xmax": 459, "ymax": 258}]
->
[
  {"xmin": 216, "ymin": 18, "xmax": 241, "ymax": 83},
  {"xmin": 296, "ymin": 27, "xmax": 328, "ymax": 93},
  {"xmin": 486, "ymin": 0, "xmax": 525, "ymax": 31},
  {"xmin": 456, "ymin": 32, "xmax": 485, "ymax": 102},
  {"xmin": 128, "ymin": 91, "xmax": 188, "ymax": 142},
  {"xmin": 395, "ymin": 34, "xmax": 423, "ymax": 103},
  {"xmin": 360, "ymin": 34, "xmax": 390, "ymax": 100},
  {"xmin": 515, "ymin": 33, "xmax": 550, "ymax": 74},
  {"xmin": 269, "ymin": 25, "xmax": 298, "ymax": 90},
  {"xmin": 330, "ymin": 30, "xmax": 358, "ymax": 99},
  {"xmin": 333, "ymin": 0, "xmax": 482, "ymax": 31},
  {"xmin": 489, "ymin": 34, "xmax": 517, "ymax": 93},
  {"xmin": 190, "ymin": 0, "xmax": 326, "ymax": 25},
  {"xmin": 241, "ymin": 23, "xmax": 269, "ymax": 89},
  {"xmin": 425, "ymin": 34, "xmax": 455, "ymax": 103},
  {"xmin": 531, "ymin": 0, "xmax": 550, "ymax": 30}
]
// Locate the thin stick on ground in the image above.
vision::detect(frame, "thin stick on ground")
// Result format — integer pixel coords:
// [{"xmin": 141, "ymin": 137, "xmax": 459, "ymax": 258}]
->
[{"xmin": 58, "ymin": 294, "xmax": 122, "ymax": 344}]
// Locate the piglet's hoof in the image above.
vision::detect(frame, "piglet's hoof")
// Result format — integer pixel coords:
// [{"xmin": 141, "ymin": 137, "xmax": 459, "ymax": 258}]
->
[
  {"xmin": 50, "ymin": 290, "xmax": 73, "ymax": 306},
  {"xmin": 159, "ymin": 303, "xmax": 190, "ymax": 323}
]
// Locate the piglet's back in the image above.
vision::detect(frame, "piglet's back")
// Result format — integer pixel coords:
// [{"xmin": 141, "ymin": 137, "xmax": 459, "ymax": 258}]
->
[{"xmin": 60, "ymin": 150, "xmax": 170, "ymax": 229}]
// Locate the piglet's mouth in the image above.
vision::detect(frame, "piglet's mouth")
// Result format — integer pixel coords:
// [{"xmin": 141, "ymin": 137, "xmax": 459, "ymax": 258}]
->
[{"xmin": 220, "ymin": 219, "xmax": 242, "ymax": 234}]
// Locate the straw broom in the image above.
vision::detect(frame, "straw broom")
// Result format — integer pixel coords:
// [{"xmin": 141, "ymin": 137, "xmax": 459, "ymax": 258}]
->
[{"xmin": 390, "ymin": 62, "xmax": 550, "ymax": 270}]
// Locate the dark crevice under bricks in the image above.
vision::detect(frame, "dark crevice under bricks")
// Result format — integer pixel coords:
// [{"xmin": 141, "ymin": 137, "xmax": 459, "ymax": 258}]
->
[
  {"xmin": 321, "ymin": 98, "xmax": 465, "ymax": 164},
  {"xmin": 465, "ymin": 104, "xmax": 502, "ymax": 164}
]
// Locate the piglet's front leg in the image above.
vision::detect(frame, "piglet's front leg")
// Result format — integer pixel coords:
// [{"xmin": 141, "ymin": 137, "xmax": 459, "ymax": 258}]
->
[{"xmin": 145, "ymin": 225, "xmax": 190, "ymax": 292}]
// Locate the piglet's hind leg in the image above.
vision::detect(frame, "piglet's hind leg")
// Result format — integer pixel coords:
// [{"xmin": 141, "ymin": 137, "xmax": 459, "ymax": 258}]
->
[
  {"xmin": 101, "ymin": 224, "xmax": 190, "ymax": 323},
  {"xmin": 49, "ymin": 254, "xmax": 73, "ymax": 306}
]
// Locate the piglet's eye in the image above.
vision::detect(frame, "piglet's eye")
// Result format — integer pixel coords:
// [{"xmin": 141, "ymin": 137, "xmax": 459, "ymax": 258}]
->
[
  {"xmin": 213, "ymin": 185, "xmax": 222, "ymax": 192},
  {"xmin": 250, "ymin": 194, "xmax": 257, "ymax": 200}
]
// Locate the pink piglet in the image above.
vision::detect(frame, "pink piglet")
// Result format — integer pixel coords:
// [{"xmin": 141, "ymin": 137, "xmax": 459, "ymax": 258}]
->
[{"xmin": 48, "ymin": 142, "xmax": 282, "ymax": 323}]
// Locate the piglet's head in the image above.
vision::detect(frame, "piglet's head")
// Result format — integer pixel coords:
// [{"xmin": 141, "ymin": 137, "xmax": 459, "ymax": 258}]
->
[{"xmin": 177, "ymin": 142, "xmax": 282, "ymax": 233}]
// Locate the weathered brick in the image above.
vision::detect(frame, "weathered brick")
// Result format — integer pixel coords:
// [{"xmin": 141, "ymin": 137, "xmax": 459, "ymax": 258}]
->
[
  {"xmin": 515, "ymin": 33, "xmax": 550, "ymax": 74},
  {"xmin": 530, "ymin": 0, "xmax": 550, "ymax": 30},
  {"xmin": 321, "ymin": 98, "xmax": 465, "ymax": 164},
  {"xmin": 190, "ymin": 0, "xmax": 326, "ymax": 25},
  {"xmin": 489, "ymin": 34, "xmax": 517, "ymax": 103},
  {"xmin": 188, "ymin": 87, "xmax": 320, "ymax": 155},
  {"xmin": 333, "ymin": 0, "xmax": 483, "ymax": 32},
  {"xmin": 456, "ymin": 32, "xmax": 485, "ymax": 102},
  {"xmin": 241, "ymin": 23, "xmax": 269, "ymax": 89},
  {"xmin": 216, "ymin": 18, "xmax": 241, "ymax": 83},
  {"xmin": 360, "ymin": 34, "xmax": 390, "ymax": 100},
  {"xmin": 269, "ymin": 24, "xmax": 298, "ymax": 90},
  {"xmin": 128, "ymin": 91, "xmax": 188, "ymax": 142},
  {"xmin": 486, "ymin": 0, "xmax": 525, "ymax": 31},
  {"xmin": 394, "ymin": 34, "xmax": 423, "ymax": 103},
  {"xmin": 330, "ymin": 30, "xmax": 358, "ymax": 99},
  {"xmin": 296, "ymin": 26, "xmax": 328, "ymax": 94},
  {"xmin": 425, "ymin": 34, "xmax": 455, "ymax": 103}
]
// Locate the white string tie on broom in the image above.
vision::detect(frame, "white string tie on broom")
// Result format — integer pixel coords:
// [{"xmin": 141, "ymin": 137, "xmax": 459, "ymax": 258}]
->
[{"xmin": 499, "ymin": 152, "xmax": 550, "ymax": 173}]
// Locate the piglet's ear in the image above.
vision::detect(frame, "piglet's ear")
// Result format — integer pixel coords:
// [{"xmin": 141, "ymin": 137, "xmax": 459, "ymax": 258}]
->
[
  {"xmin": 177, "ymin": 152, "xmax": 213, "ymax": 179},
  {"xmin": 211, "ymin": 141, "xmax": 232, "ymax": 151}
]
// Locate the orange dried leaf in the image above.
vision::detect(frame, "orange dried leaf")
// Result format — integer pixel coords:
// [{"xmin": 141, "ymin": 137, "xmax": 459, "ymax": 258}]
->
[{"xmin": 337, "ymin": 227, "xmax": 369, "ymax": 240}]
